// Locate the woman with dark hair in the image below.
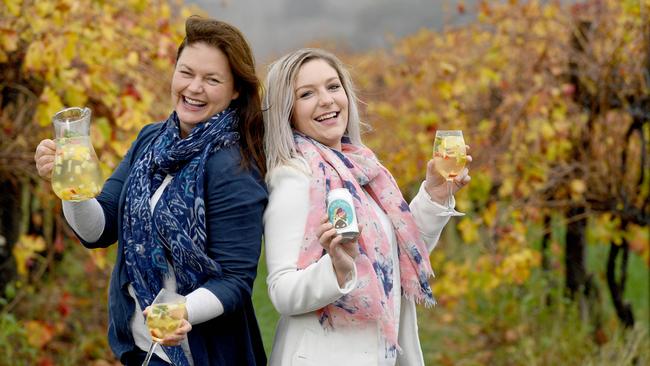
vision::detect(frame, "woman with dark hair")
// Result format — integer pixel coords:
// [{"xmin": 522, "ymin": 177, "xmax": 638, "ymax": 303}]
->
[{"xmin": 34, "ymin": 16, "xmax": 267, "ymax": 366}]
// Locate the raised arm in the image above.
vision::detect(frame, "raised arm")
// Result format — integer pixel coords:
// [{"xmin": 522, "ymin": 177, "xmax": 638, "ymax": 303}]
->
[{"xmin": 409, "ymin": 183, "xmax": 452, "ymax": 253}]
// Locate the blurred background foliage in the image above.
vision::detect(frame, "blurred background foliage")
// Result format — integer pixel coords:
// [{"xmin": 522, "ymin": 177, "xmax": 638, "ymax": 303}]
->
[{"xmin": 1, "ymin": 0, "xmax": 648, "ymax": 365}]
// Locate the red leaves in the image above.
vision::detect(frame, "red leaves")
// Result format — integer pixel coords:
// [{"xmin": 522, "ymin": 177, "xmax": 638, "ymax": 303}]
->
[
  {"xmin": 457, "ymin": 2, "xmax": 466, "ymax": 14},
  {"xmin": 561, "ymin": 83, "xmax": 575, "ymax": 97},
  {"xmin": 37, "ymin": 357, "xmax": 55, "ymax": 366},
  {"xmin": 123, "ymin": 84, "xmax": 141, "ymax": 101},
  {"xmin": 57, "ymin": 292, "xmax": 72, "ymax": 318}
]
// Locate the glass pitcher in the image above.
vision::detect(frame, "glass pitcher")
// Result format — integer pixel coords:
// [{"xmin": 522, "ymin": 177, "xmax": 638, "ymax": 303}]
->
[{"xmin": 51, "ymin": 107, "xmax": 103, "ymax": 201}]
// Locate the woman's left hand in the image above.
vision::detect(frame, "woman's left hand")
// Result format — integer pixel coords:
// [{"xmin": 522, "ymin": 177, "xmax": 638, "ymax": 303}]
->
[
  {"xmin": 142, "ymin": 306, "xmax": 192, "ymax": 346},
  {"xmin": 425, "ymin": 147, "xmax": 472, "ymax": 205}
]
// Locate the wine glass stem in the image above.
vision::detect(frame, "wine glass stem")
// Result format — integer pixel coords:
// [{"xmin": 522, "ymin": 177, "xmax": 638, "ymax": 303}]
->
[
  {"xmin": 446, "ymin": 180, "xmax": 453, "ymax": 212},
  {"xmin": 141, "ymin": 341, "xmax": 158, "ymax": 366}
]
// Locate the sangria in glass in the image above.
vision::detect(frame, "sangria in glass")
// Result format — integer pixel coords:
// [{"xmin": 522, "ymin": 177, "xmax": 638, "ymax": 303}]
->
[
  {"xmin": 432, "ymin": 130, "xmax": 467, "ymax": 216},
  {"xmin": 51, "ymin": 107, "xmax": 102, "ymax": 201},
  {"xmin": 142, "ymin": 289, "xmax": 186, "ymax": 366}
]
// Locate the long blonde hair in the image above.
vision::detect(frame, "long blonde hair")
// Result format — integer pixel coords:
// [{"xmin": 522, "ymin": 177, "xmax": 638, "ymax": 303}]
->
[{"xmin": 263, "ymin": 48, "xmax": 365, "ymax": 174}]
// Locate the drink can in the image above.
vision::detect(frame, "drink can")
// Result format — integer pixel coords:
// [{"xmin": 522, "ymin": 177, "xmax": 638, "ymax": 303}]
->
[{"xmin": 326, "ymin": 188, "xmax": 360, "ymax": 242}]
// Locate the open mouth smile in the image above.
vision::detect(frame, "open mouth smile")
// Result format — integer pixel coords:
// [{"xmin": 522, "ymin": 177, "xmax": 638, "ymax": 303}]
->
[
  {"xmin": 315, "ymin": 111, "xmax": 339, "ymax": 122},
  {"xmin": 182, "ymin": 96, "xmax": 207, "ymax": 108}
]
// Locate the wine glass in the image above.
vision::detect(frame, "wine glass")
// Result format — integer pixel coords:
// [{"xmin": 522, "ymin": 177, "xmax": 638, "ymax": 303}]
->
[
  {"xmin": 142, "ymin": 289, "xmax": 186, "ymax": 366},
  {"xmin": 432, "ymin": 130, "xmax": 467, "ymax": 216}
]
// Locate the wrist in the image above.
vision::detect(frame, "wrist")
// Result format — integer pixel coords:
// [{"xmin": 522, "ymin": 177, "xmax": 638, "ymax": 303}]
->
[
  {"xmin": 424, "ymin": 180, "xmax": 448, "ymax": 205},
  {"xmin": 334, "ymin": 264, "xmax": 354, "ymax": 288}
]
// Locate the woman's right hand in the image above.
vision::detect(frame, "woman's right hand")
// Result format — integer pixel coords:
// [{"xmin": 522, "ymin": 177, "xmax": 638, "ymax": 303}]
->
[
  {"xmin": 34, "ymin": 139, "xmax": 56, "ymax": 181},
  {"xmin": 317, "ymin": 215, "xmax": 359, "ymax": 287}
]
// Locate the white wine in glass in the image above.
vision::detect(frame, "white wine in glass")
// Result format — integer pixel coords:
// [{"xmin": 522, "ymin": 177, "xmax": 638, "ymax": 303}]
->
[
  {"xmin": 142, "ymin": 289, "xmax": 186, "ymax": 366},
  {"xmin": 433, "ymin": 130, "xmax": 467, "ymax": 216}
]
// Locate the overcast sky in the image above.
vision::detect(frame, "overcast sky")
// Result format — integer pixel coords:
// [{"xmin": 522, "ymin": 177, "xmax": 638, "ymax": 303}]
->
[{"xmin": 189, "ymin": 0, "xmax": 477, "ymax": 63}]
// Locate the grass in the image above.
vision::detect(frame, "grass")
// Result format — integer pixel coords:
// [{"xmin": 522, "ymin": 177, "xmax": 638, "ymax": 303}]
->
[
  {"xmin": 586, "ymin": 244, "xmax": 650, "ymax": 328},
  {"xmin": 252, "ymin": 248, "xmax": 280, "ymax": 356}
]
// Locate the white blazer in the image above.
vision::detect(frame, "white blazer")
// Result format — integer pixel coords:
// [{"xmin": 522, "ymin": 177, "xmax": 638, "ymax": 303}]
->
[{"xmin": 264, "ymin": 159, "xmax": 450, "ymax": 366}]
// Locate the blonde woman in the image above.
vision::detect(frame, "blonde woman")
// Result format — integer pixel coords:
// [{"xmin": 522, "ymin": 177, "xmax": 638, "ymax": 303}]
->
[{"xmin": 262, "ymin": 48, "xmax": 471, "ymax": 366}]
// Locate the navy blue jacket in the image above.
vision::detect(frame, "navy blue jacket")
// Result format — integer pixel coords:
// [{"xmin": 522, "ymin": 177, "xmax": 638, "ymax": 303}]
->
[{"xmin": 76, "ymin": 122, "xmax": 268, "ymax": 365}]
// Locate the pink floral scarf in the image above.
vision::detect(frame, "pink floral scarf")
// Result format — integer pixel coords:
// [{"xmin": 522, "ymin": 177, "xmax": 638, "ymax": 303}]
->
[{"xmin": 294, "ymin": 133, "xmax": 435, "ymax": 353}]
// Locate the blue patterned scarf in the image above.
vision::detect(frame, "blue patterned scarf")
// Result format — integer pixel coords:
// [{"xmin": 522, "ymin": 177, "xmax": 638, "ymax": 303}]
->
[{"xmin": 122, "ymin": 108, "xmax": 239, "ymax": 365}]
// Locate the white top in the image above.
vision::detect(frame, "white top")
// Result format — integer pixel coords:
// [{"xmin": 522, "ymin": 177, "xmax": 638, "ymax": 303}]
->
[
  {"xmin": 264, "ymin": 158, "xmax": 451, "ymax": 366},
  {"xmin": 62, "ymin": 174, "xmax": 225, "ymax": 364},
  {"xmin": 364, "ymin": 189, "xmax": 400, "ymax": 366}
]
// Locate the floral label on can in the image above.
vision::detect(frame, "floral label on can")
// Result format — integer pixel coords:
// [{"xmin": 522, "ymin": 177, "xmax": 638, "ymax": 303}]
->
[{"xmin": 326, "ymin": 188, "xmax": 359, "ymax": 241}]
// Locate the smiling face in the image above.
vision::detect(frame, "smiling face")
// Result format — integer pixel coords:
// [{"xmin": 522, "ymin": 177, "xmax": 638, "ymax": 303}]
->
[
  {"xmin": 171, "ymin": 42, "xmax": 239, "ymax": 137},
  {"xmin": 291, "ymin": 59, "xmax": 349, "ymax": 150}
]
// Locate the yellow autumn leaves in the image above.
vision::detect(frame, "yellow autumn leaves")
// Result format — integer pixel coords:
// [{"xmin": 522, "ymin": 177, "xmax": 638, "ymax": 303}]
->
[
  {"xmin": 352, "ymin": 0, "xmax": 648, "ymax": 306},
  {"xmin": 1, "ymin": 0, "xmax": 196, "ymax": 273}
]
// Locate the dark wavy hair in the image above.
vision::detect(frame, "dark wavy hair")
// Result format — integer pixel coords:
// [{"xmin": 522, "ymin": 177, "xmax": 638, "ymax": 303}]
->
[{"xmin": 176, "ymin": 16, "xmax": 266, "ymax": 176}]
